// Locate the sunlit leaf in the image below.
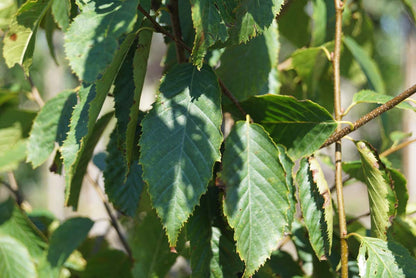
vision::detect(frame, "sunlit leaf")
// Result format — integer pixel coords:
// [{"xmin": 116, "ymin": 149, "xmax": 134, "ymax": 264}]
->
[
  {"xmin": 51, "ymin": 0, "xmax": 71, "ymax": 31},
  {"xmin": 347, "ymin": 90, "xmax": 416, "ymax": 113},
  {"xmin": 0, "ymin": 198, "xmax": 47, "ymax": 260},
  {"xmin": 356, "ymin": 141, "xmax": 397, "ymax": 239},
  {"xmin": 297, "ymin": 157, "xmax": 333, "ymax": 260},
  {"xmin": 0, "ymin": 235, "xmax": 36, "ymax": 278},
  {"xmin": 354, "ymin": 235, "xmax": 416, "ymax": 278},
  {"xmin": 61, "ymin": 32, "xmax": 137, "ymax": 208},
  {"xmin": 190, "ymin": 0, "xmax": 228, "ymax": 68},
  {"xmin": 222, "ymin": 118, "xmax": 291, "ymax": 277},
  {"xmin": 27, "ymin": 90, "xmax": 76, "ymax": 168},
  {"xmin": 64, "ymin": 0, "xmax": 139, "ymax": 83},
  {"xmin": 239, "ymin": 95, "xmax": 337, "ymax": 159},
  {"xmin": 139, "ymin": 63, "xmax": 222, "ymax": 245},
  {"xmin": 3, "ymin": 0, "xmax": 52, "ymax": 73}
]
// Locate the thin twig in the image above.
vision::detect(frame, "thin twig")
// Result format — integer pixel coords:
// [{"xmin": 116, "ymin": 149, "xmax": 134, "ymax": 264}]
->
[
  {"xmin": 167, "ymin": 0, "xmax": 186, "ymax": 63},
  {"xmin": 218, "ymin": 79, "xmax": 247, "ymax": 118},
  {"xmin": 1, "ymin": 178, "xmax": 23, "ymax": 206},
  {"xmin": 27, "ymin": 76, "xmax": 45, "ymax": 108},
  {"xmin": 346, "ymin": 212, "xmax": 370, "ymax": 225},
  {"xmin": 137, "ymin": 5, "xmax": 191, "ymax": 52},
  {"xmin": 137, "ymin": 4, "xmax": 248, "ymax": 116},
  {"xmin": 380, "ymin": 138, "xmax": 416, "ymax": 157},
  {"xmin": 86, "ymin": 173, "xmax": 133, "ymax": 260},
  {"xmin": 332, "ymin": 1, "xmax": 348, "ymax": 277},
  {"xmin": 322, "ymin": 83, "xmax": 416, "ymax": 148}
]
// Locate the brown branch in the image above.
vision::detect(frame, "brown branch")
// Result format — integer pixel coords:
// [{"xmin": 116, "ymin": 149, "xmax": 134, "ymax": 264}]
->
[
  {"xmin": 322, "ymin": 83, "xmax": 416, "ymax": 148},
  {"xmin": 347, "ymin": 212, "xmax": 370, "ymax": 225},
  {"xmin": 86, "ymin": 173, "xmax": 133, "ymax": 260},
  {"xmin": 380, "ymin": 138, "xmax": 416, "ymax": 157},
  {"xmin": 1, "ymin": 177, "xmax": 23, "ymax": 206},
  {"xmin": 167, "ymin": 0, "xmax": 186, "ymax": 63},
  {"xmin": 137, "ymin": 4, "xmax": 247, "ymax": 117},
  {"xmin": 137, "ymin": 5, "xmax": 191, "ymax": 52},
  {"xmin": 332, "ymin": 1, "xmax": 348, "ymax": 277}
]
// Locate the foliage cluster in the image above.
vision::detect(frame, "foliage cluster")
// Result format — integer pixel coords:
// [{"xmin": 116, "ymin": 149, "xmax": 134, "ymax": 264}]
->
[{"xmin": 1, "ymin": 0, "xmax": 416, "ymax": 277}]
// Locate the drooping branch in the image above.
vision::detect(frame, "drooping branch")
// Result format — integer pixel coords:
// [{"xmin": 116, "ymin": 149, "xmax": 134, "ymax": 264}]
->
[
  {"xmin": 86, "ymin": 173, "xmax": 133, "ymax": 260},
  {"xmin": 322, "ymin": 83, "xmax": 416, "ymax": 148},
  {"xmin": 167, "ymin": 0, "xmax": 186, "ymax": 63}
]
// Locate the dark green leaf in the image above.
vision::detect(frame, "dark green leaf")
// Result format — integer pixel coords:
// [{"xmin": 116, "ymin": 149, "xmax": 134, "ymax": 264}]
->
[
  {"xmin": 27, "ymin": 90, "xmax": 76, "ymax": 168},
  {"xmin": 229, "ymin": 0, "xmax": 284, "ymax": 44},
  {"xmin": 343, "ymin": 36, "xmax": 385, "ymax": 94},
  {"xmin": 190, "ymin": 0, "xmax": 228, "ymax": 68},
  {"xmin": 61, "ymin": 32, "xmax": 136, "ymax": 208},
  {"xmin": 3, "ymin": 0, "xmax": 52, "ymax": 73},
  {"xmin": 311, "ymin": 0, "xmax": 327, "ymax": 46},
  {"xmin": 188, "ymin": 189, "xmax": 243, "ymax": 277},
  {"xmin": 354, "ymin": 235, "xmax": 416, "ymax": 278},
  {"xmin": 255, "ymin": 250, "xmax": 304, "ymax": 278},
  {"xmin": 139, "ymin": 63, "xmax": 223, "ymax": 245},
  {"xmin": 64, "ymin": 0, "xmax": 139, "ymax": 83},
  {"xmin": 0, "ymin": 235, "xmax": 37, "ymax": 278},
  {"xmin": 297, "ymin": 157, "xmax": 333, "ymax": 260},
  {"xmin": 129, "ymin": 192, "xmax": 178, "ymax": 278},
  {"xmin": 62, "ymin": 111, "xmax": 113, "ymax": 208},
  {"xmin": 216, "ymin": 22, "xmax": 279, "ymax": 102},
  {"xmin": 51, "ymin": 0, "xmax": 71, "ymax": 31},
  {"xmin": 47, "ymin": 217, "xmax": 93, "ymax": 268},
  {"xmin": 222, "ymin": 118, "xmax": 291, "ymax": 277},
  {"xmin": 104, "ymin": 128, "xmax": 143, "ymax": 216},
  {"xmin": 126, "ymin": 23, "xmax": 152, "ymax": 166},
  {"xmin": 278, "ymin": 0, "xmax": 309, "ymax": 47},
  {"xmin": 82, "ymin": 250, "xmax": 132, "ymax": 278},
  {"xmin": 355, "ymin": 141, "xmax": 397, "ymax": 239},
  {"xmin": 239, "ymin": 95, "xmax": 337, "ymax": 159}
]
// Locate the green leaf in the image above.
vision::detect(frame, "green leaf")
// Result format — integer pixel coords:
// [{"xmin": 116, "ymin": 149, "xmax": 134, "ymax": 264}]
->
[
  {"xmin": 188, "ymin": 189, "xmax": 243, "ymax": 277},
  {"xmin": 354, "ymin": 235, "xmax": 416, "ymax": 277},
  {"xmin": 2, "ymin": 0, "xmax": 52, "ymax": 73},
  {"xmin": 51, "ymin": 0, "xmax": 71, "ymax": 31},
  {"xmin": 104, "ymin": 128, "xmax": 144, "ymax": 217},
  {"xmin": 64, "ymin": 0, "xmax": 139, "ymax": 83},
  {"xmin": 62, "ymin": 111, "xmax": 113, "ymax": 208},
  {"xmin": 343, "ymin": 161, "xmax": 408, "ymax": 217},
  {"xmin": 45, "ymin": 218, "xmax": 93, "ymax": 272},
  {"xmin": 27, "ymin": 90, "xmax": 77, "ymax": 168},
  {"xmin": 389, "ymin": 216, "xmax": 416, "ymax": 256},
  {"xmin": 355, "ymin": 141, "xmax": 397, "ymax": 239},
  {"xmin": 239, "ymin": 95, "xmax": 337, "ymax": 159},
  {"xmin": 254, "ymin": 250, "xmax": 304, "ymax": 278},
  {"xmin": 229, "ymin": 0, "xmax": 284, "ymax": 44},
  {"xmin": 0, "ymin": 138, "xmax": 27, "ymax": 172},
  {"xmin": 61, "ymin": 32, "xmax": 137, "ymax": 208},
  {"xmin": 129, "ymin": 192, "xmax": 178, "ymax": 278},
  {"xmin": 139, "ymin": 63, "xmax": 223, "ymax": 245},
  {"xmin": 297, "ymin": 157, "xmax": 333, "ymax": 260},
  {"xmin": 0, "ymin": 235, "xmax": 37, "ymax": 278},
  {"xmin": 216, "ymin": 22, "xmax": 279, "ymax": 102},
  {"xmin": 222, "ymin": 118, "xmax": 291, "ymax": 277},
  {"xmin": 347, "ymin": 90, "xmax": 416, "ymax": 113},
  {"xmin": 343, "ymin": 36, "xmax": 385, "ymax": 94},
  {"xmin": 126, "ymin": 23, "xmax": 152, "ymax": 167},
  {"xmin": 311, "ymin": 0, "xmax": 327, "ymax": 46},
  {"xmin": 277, "ymin": 0, "xmax": 309, "ymax": 47},
  {"xmin": 0, "ymin": 198, "xmax": 47, "ymax": 260},
  {"xmin": 190, "ymin": 0, "xmax": 228, "ymax": 68},
  {"xmin": 82, "ymin": 250, "xmax": 132, "ymax": 278}
]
